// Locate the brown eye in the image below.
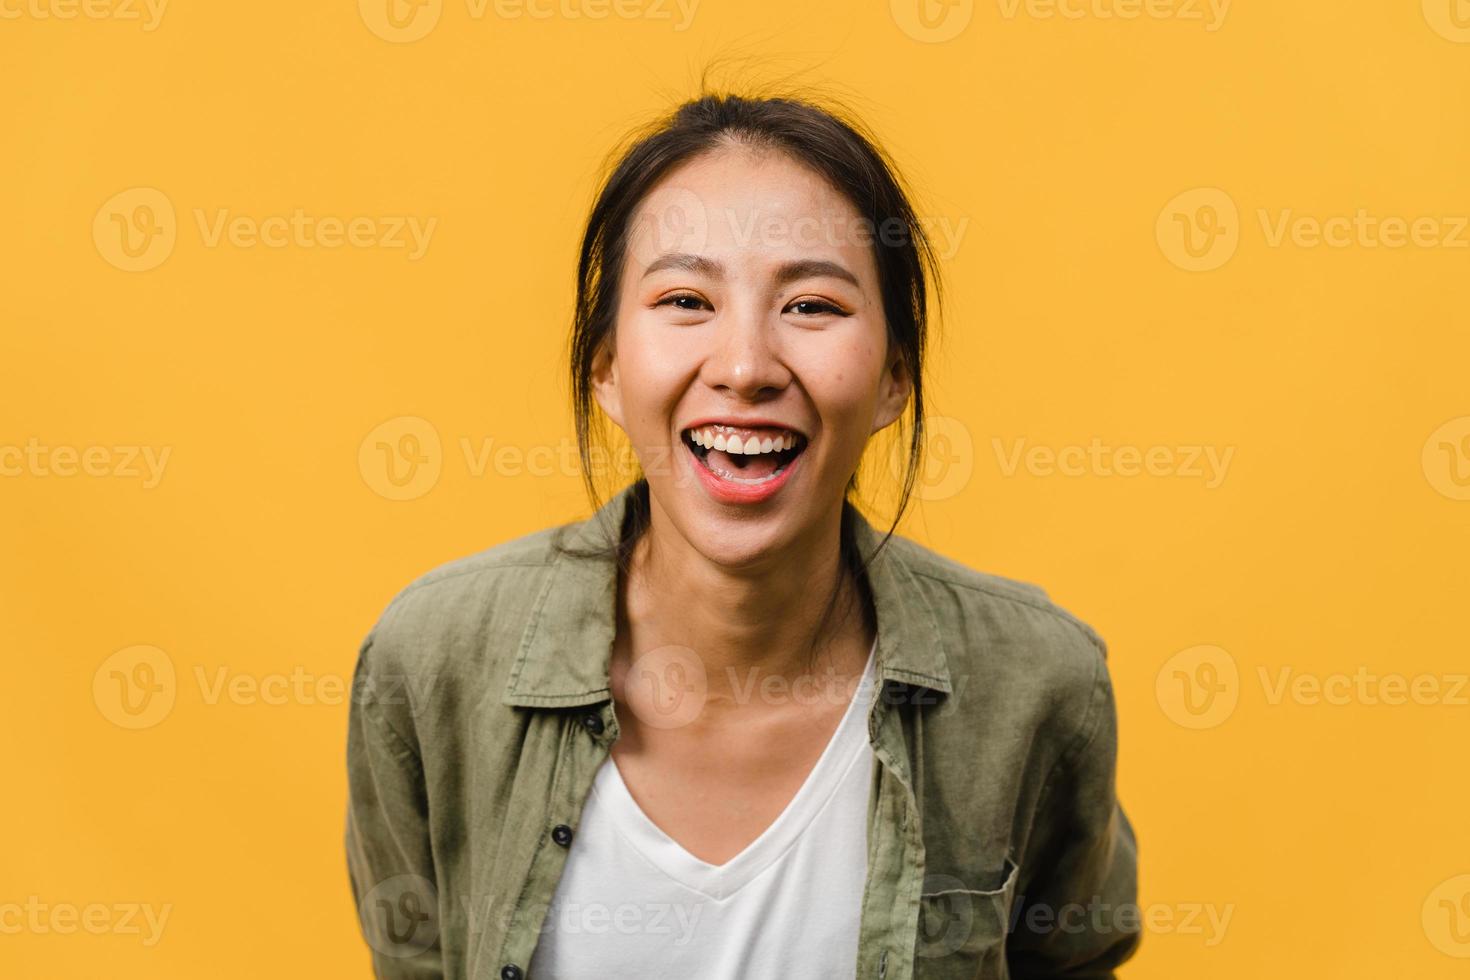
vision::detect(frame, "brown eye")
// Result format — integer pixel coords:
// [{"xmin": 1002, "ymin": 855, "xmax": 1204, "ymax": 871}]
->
[
  {"xmin": 657, "ymin": 293, "xmax": 709, "ymax": 311},
  {"xmin": 787, "ymin": 299, "xmax": 844, "ymax": 316}
]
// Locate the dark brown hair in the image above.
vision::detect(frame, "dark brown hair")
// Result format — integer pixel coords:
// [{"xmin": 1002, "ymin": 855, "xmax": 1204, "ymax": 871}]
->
[{"xmin": 557, "ymin": 88, "xmax": 944, "ymax": 668}]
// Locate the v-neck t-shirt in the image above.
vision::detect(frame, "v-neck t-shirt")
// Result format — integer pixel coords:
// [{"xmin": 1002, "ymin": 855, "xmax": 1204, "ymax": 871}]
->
[{"xmin": 527, "ymin": 635, "xmax": 880, "ymax": 979}]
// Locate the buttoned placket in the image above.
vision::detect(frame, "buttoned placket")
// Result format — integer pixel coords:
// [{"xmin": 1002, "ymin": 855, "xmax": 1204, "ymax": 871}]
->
[{"xmin": 859, "ymin": 680, "xmax": 927, "ymax": 980}]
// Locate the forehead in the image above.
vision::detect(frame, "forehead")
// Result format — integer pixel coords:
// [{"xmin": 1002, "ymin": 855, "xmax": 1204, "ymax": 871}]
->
[{"xmin": 623, "ymin": 145, "xmax": 879, "ymax": 280}]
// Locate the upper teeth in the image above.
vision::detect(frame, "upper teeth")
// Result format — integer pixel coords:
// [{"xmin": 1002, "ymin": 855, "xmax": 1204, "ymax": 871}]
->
[{"xmin": 687, "ymin": 427, "xmax": 800, "ymax": 455}]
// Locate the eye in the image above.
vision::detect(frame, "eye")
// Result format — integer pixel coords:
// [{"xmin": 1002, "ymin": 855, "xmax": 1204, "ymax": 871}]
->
[
  {"xmin": 655, "ymin": 292, "xmax": 711, "ymax": 312},
  {"xmin": 786, "ymin": 298, "xmax": 847, "ymax": 317}
]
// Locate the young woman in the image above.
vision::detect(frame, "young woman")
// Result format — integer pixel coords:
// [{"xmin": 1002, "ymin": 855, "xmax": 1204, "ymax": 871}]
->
[{"xmin": 346, "ymin": 92, "xmax": 1139, "ymax": 980}]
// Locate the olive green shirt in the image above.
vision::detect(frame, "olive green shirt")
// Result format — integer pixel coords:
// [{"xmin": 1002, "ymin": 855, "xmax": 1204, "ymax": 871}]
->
[{"xmin": 345, "ymin": 480, "xmax": 1139, "ymax": 979}]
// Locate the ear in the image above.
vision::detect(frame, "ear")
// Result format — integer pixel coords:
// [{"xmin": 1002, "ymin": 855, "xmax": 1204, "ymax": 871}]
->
[
  {"xmin": 590, "ymin": 336, "xmax": 627, "ymax": 431},
  {"xmin": 871, "ymin": 343, "xmax": 913, "ymax": 433}
]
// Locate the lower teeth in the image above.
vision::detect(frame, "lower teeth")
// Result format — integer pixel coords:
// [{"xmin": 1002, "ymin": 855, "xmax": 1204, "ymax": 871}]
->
[{"xmin": 709, "ymin": 461, "xmax": 786, "ymax": 485}]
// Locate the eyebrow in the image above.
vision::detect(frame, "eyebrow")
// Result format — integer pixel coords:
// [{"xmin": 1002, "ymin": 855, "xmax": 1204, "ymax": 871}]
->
[{"xmin": 641, "ymin": 253, "xmax": 860, "ymax": 289}]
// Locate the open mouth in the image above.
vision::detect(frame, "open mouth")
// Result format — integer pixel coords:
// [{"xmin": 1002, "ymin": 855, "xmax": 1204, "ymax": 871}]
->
[{"xmin": 680, "ymin": 423, "xmax": 809, "ymax": 486}]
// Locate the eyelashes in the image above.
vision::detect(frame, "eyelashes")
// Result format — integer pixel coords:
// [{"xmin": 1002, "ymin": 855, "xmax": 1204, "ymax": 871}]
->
[
  {"xmin": 654, "ymin": 293, "xmax": 851, "ymax": 317},
  {"xmin": 657, "ymin": 293, "xmax": 708, "ymax": 312}
]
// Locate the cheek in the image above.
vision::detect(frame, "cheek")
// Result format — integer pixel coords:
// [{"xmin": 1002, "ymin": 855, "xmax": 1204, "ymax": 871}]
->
[
  {"xmin": 611, "ymin": 320, "xmax": 693, "ymax": 435},
  {"xmin": 800, "ymin": 338, "xmax": 885, "ymax": 428}
]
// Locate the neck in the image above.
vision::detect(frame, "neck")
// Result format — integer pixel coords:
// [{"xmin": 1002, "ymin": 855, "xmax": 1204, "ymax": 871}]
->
[{"xmin": 620, "ymin": 491, "xmax": 867, "ymax": 704}]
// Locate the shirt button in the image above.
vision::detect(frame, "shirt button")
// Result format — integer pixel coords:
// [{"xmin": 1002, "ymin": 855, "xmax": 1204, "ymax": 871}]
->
[
  {"xmin": 581, "ymin": 711, "xmax": 604, "ymax": 735},
  {"xmin": 551, "ymin": 824, "xmax": 574, "ymax": 847},
  {"xmin": 500, "ymin": 965, "xmax": 523, "ymax": 980}
]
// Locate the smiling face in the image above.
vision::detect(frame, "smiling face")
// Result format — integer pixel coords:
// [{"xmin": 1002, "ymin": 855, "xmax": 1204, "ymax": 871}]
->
[{"xmin": 591, "ymin": 144, "xmax": 912, "ymax": 570}]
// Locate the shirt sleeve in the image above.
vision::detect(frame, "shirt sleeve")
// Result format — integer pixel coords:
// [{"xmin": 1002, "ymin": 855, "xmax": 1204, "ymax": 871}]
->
[
  {"xmin": 1007, "ymin": 639, "xmax": 1141, "ymax": 978},
  {"xmin": 345, "ymin": 628, "xmax": 446, "ymax": 979}
]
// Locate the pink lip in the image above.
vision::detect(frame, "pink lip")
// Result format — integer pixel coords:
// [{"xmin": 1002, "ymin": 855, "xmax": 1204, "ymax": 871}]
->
[{"xmin": 680, "ymin": 432, "xmax": 804, "ymax": 506}]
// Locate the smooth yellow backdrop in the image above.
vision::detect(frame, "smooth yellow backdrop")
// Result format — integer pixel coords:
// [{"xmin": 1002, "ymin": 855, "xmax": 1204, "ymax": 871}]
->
[{"xmin": 3, "ymin": 0, "xmax": 1468, "ymax": 976}]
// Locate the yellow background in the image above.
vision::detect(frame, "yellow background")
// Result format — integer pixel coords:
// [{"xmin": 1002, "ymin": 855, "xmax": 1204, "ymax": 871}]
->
[{"xmin": 3, "ymin": 0, "xmax": 1469, "ymax": 976}]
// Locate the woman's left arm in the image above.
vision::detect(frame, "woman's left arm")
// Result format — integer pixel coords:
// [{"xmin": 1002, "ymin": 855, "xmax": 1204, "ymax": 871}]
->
[{"xmin": 1007, "ymin": 643, "xmax": 1141, "ymax": 979}]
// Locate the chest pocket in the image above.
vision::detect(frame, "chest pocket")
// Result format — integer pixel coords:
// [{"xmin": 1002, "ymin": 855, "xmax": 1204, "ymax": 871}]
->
[{"xmin": 914, "ymin": 857, "xmax": 1019, "ymax": 979}]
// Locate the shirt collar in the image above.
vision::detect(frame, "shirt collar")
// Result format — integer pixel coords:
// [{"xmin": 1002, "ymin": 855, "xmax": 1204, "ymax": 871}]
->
[{"xmin": 501, "ymin": 479, "xmax": 953, "ymax": 708}]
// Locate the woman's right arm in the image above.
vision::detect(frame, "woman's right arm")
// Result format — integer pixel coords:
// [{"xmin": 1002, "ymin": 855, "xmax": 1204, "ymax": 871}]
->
[{"xmin": 345, "ymin": 626, "xmax": 445, "ymax": 979}]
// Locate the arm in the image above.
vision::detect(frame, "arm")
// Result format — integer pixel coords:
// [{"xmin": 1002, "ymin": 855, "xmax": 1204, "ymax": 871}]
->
[
  {"xmin": 345, "ymin": 630, "xmax": 445, "ymax": 979},
  {"xmin": 1008, "ymin": 643, "xmax": 1140, "ymax": 978}
]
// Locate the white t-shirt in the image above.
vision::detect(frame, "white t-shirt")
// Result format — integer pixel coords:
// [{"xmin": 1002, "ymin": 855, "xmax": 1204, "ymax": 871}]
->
[{"xmin": 528, "ymin": 636, "xmax": 879, "ymax": 979}]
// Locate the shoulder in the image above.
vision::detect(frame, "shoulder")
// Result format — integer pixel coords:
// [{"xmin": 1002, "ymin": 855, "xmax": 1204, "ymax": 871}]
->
[
  {"xmin": 884, "ymin": 533, "xmax": 1112, "ymax": 726},
  {"xmin": 356, "ymin": 520, "xmax": 573, "ymax": 681}
]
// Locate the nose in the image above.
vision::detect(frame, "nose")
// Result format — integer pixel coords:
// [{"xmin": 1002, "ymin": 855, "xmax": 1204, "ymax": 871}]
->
[{"xmin": 698, "ymin": 299, "xmax": 792, "ymax": 400}]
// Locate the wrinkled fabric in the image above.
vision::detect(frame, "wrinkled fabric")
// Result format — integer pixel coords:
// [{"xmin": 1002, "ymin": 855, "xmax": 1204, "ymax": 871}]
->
[{"xmin": 345, "ymin": 479, "xmax": 1139, "ymax": 979}]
